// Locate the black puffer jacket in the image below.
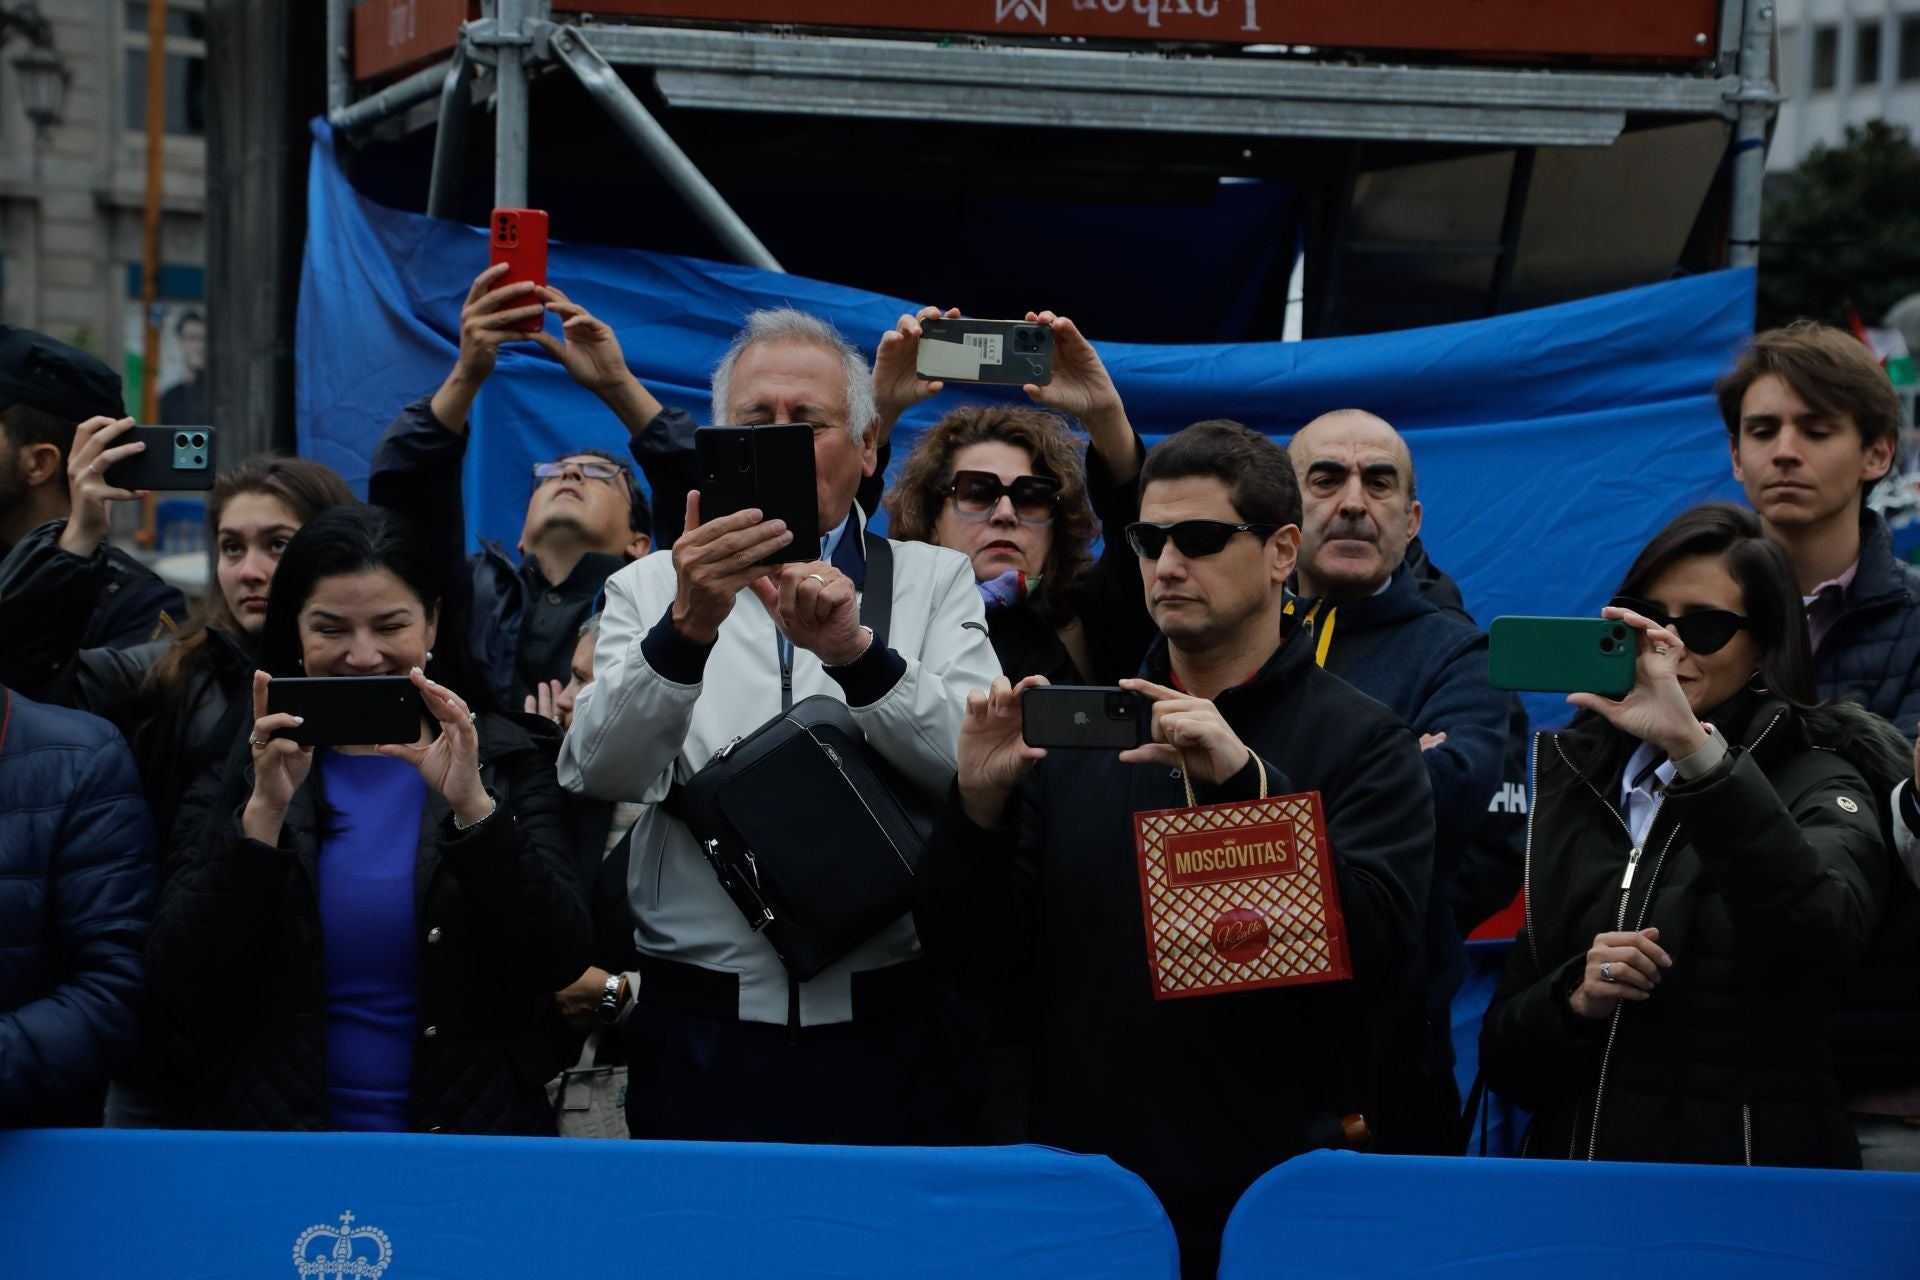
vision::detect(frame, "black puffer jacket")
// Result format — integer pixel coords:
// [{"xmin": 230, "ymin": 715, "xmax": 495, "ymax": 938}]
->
[
  {"xmin": 1814, "ymin": 509, "xmax": 1920, "ymax": 731},
  {"xmin": 1482, "ymin": 695, "xmax": 1894, "ymax": 1168},
  {"xmin": 147, "ymin": 714, "xmax": 590, "ymax": 1133},
  {"xmin": 0, "ymin": 519, "xmax": 187, "ymax": 672}
]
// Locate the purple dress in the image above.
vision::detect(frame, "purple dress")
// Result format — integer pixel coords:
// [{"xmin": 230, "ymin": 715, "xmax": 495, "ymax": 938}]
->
[{"xmin": 316, "ymin": 751, "xmax": 426, "ymax": 1131}]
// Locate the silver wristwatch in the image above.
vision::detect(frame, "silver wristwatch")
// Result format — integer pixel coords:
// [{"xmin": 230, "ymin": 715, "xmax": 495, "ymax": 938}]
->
[{"xmin": 596, "ymin": 971, "xmax": 627, "ymax": 1024}]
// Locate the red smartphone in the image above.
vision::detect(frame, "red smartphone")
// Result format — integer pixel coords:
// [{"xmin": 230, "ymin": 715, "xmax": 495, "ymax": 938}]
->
[{"xmin": 488, "ymin": 207, "xmax": 549, "ymax": 334}]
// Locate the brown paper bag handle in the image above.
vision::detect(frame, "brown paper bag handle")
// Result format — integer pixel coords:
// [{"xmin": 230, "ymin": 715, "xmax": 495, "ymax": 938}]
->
[{"xmin": 1177, "ymin": 750, "xmax": 1267, "ymax": 809}]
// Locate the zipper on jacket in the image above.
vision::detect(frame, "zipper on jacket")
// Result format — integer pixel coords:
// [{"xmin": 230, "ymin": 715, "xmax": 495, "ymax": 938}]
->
[
  {"xmin": 776, "ymin": 633, "xmax": 793, "ymax": 713},
  {"xmin": 1522, "ymin": 734, "xmax": 1545, "ymax": 971},
  {"xmin": 1742, "ymin": 1103, "xmax": 1754, "ymax": 1166}
]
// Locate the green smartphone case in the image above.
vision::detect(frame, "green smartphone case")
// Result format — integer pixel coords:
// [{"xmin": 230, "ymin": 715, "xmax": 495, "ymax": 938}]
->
[{"xmin": 1487, "ymin": 616, "xmax": 1636, "ymax": 695}]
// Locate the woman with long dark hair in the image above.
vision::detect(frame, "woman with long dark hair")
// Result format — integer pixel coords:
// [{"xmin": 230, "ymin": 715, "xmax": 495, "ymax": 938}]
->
[
  {"xmin": 148, "ymin": 504, "xmax": 588, "ymax": 1133},
  {"xmin": 0, "ymin": 455, "xmax": 355, "ymax": 837},
  {"xmin": 1481, "ymin": 502, "xmax": 1904, "ymax": 1167}
]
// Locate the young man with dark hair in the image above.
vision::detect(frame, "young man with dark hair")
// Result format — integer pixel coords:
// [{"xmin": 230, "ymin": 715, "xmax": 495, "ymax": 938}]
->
[
  {"xmin": 370, "ymin": 267, "xmax": 667, "ymax": 711},
  {"xmin": 916, "ymin": 419, "xmax": 1432, "ymax": 1278},
  {"xmin": 0, "ymin": 326, "xmax": 186, "ymax": 664},
  {"xmin": 1719, "ymin": 321, "xmax": 1920, "ymax": 1171}
]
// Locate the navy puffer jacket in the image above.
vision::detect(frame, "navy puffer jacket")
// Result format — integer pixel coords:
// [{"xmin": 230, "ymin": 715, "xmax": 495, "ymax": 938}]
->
[{"xmin": 0, "ymin": 687, "xmax": 158, "ymax": 1125}]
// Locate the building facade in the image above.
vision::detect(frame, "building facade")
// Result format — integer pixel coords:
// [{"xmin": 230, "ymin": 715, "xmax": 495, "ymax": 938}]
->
[
  {"xmin": 0, "ymin": 0, "xmax": 208, "ymax": 414},
  {"xmin": 1773, "ymin": 0, "xmax": 1920, "ymax": 170}
]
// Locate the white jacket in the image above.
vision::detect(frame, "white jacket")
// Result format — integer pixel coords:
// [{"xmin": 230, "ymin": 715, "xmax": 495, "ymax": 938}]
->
[{"xmin": 558, "ymin": 521, "xmax": 1001, "ymax": 1026}]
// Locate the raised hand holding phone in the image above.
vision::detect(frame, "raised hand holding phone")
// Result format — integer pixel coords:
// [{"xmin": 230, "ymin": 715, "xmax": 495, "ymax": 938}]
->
[
  {"xmin": 1116, "ymin": 677, "xmax": 1254, "ymax": 786},
  {"xmin": 670, "ymin": 491, "xmax": 793, "ymax": 644},
  {"xmin": 873, "ymin": 305, "xmax": 961, "ymax": 430},
  {"xmin": 242, "ymin": 670, "xmax": 314, "ymax": 846},
  {"xmin": 57, "ymin": 416, "xmax": 148, "ymax": 558},
  {"xmin": 378, "ymin": 667, "xmax": 493, "ymax": 827},
  {"xmin": 488, "ymin": 207, "xmax": 549, "ymax": 334},
  {"xmin": 958, "ymin": 674, "xmax": 1052, "ymax": 828}
]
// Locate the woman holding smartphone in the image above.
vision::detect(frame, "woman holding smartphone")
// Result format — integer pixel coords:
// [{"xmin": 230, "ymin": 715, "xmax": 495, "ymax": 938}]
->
[
  {"xmin": 149, "ymin": 504, "xmax": 588, "ymax": 1133},
  {"xmin": 0, "ymin": 435, "xmax": 355, "ymax": 840},
  {"xmin": 1481, "ymin": 502, "xmax": 1903, "ymax": 1167}
]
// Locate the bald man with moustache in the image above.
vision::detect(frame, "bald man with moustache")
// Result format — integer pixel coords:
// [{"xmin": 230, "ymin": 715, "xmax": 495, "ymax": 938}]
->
[{"xmin": 1287, "ymin": 409, "xmax": 1510, "ymax": 1153}]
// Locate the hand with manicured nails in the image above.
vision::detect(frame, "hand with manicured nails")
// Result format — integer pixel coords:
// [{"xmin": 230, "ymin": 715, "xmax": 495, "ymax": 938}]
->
[
  {"xmin": 1568, "ymin": 927, "xmax": 1672, "ymax": 1019},
  {"xmin": 1116, "ymin": 678, "xmax": 1254, "ymax": 786},
  {"xmin": 670, "ymin": 492, "xmax": 791, "ymax": 644},
  {"xmin": 749, "ymin": 561, "xmax": 866, "ymax": 666},
  {"xmin": 377, "ymin": 667, "xmax": 492, "ymax": 826},
  {"xmin": 242, "ymin": 670, "xmax": 314, "ymax": 846},
  {"xmin": 872, "ymin": 305, "xmax": 961, "ymax": 433},
  {"xmin": 956, "ymin": 674, "xmax": 1052, "ymax": 828},
  {"xmin": 1566, "ymin": 605, "xmax": 1707, "ymax": 760},
  {"xmin": 58, "ymin": 417, "xmax": 148, "ymax": 558}
]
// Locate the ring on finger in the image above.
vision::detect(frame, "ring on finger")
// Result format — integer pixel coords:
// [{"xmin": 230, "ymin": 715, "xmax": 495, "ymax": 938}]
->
[
  {"xmin": 248, "ymin": 735, "xmax": 269, "ymax": 748},
  {"xmin": 806, "ymin": 573, "xmax": 827, "ymax": 586},
  {"xmin": 1652, "ymin": 644, "xmax": 1670, "ymax": 655},
  {"xmin": 1600, "ymin": 962, "xmax": 1615, "ymax": 983}
]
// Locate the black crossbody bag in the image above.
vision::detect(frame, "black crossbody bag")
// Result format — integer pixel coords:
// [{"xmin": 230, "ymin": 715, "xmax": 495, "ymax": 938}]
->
[{"xmin": 665, "ymin": 534, "xmax": 937, "ymax": 981}]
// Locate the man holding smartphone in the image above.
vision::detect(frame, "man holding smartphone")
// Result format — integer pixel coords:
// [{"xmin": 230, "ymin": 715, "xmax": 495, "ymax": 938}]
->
[
  {"xmin": 1717, "ymin": 323, "xmax": 1920, "ymax": 1171},
  {"xmin": 370, "ymin": 266, "xmax": 673, "ymax": 712},
  {"xmin": 559, "ymin": 308, "xmax": 1000, "ymax": 1145},
  {"xmin": 0, "ymin": 327, "xmax": 186, "ymax": 677},
  {"xmin": 914, "ymin": 420, "xmax": 1431, "ymax": 1278}
]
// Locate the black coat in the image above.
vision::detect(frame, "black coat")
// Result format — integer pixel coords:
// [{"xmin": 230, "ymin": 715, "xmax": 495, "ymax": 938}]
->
[
  {"xmin": 147, "ymin": 714, "xmax": 590, "ymax": 1133},
  {"xmin": 369, "ymin": 397, "xmax": 688, "ymax": 711},
  {"xmin": 915, "ymin": 619, "xmax": 1433, "ymax": 1234},
  {"xmin": 1481, "ymin": 696, "xmax": 1893, "ymax": 1168},
  {"xmin": 0, "ymin": 518, "xmax": 188, "ymax": 687}
]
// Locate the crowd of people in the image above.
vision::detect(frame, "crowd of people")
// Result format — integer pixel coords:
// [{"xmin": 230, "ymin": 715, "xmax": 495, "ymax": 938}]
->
[{"xmin": 4, "ymin": 276, "xmax": 1920, "ymax": 1275}]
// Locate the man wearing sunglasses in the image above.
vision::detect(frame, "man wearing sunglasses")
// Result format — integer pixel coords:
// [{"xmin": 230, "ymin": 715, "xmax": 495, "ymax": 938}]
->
[
  {"xmin": 371, "ymin": 266, "xmax": 667, "ymax": 711},
  {"xmin": 1719, "ymin": 323, "xmax": 1920, "ymax": 1173},
  {"xmin": 917, "ymin": 420, "xmax": 1431, "ymax": 1276},
  {"xmin": 1286, "ymin": 409, "xmax": 1511, "ymax": 1155}
]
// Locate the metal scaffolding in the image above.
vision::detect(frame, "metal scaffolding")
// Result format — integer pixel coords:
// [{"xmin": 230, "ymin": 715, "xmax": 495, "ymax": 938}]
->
[{"xmin": 321, "ymin": 0, "xmax": 1779, "ymax": 283}]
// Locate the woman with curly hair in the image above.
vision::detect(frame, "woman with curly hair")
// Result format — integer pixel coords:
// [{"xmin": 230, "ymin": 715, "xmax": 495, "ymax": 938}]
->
[{"xmin": 877, "ymin": 310, "xmax": 1154, "ymax": 684}]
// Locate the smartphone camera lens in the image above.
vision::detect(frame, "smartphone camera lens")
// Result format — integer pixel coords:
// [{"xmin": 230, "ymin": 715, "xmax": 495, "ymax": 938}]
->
[
  {"xmin": 190, "ymin": 432, "xmax": 206, "ymax": 448},
  {"xmin": 1105, "ymin": 691, "xmax": 1134, "ymax": 720},
  {"xmin": 174, "ymin": 432, "xmax": 190, "ymax": 448},
  {"xmin": 1015, "ymin": 327, "xmax": 1042, "ymax": 352},
  {"xmin": 1599, "ymin": 637, "xmax": 1617, "ymax": 654}
]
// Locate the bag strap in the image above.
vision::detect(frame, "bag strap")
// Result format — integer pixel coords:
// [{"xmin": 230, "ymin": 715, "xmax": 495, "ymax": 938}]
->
[
  {"xmin": 860, "ymin": 530, "xmax": 893, "ymax": 650},
  {"xmin": 1177, "ymin": 750, "xmax": 1267, "ymax": 809}
]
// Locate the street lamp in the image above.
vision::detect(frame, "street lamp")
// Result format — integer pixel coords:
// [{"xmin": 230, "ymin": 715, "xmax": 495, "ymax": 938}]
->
[{"xmin": 0, "ymin": 2, "xmax": 66, "ymax": 138}]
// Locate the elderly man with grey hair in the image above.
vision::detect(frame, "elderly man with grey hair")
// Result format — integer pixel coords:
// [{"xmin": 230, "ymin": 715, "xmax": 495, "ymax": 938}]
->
[{"xmin": 559, "ymin": 308, "xmax": 1001, "ymax": 1145}]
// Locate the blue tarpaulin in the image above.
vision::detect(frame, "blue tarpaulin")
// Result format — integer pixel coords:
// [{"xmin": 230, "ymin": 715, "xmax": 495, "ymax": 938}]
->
[{"xmin": 298, "ymin": 120, "xmax": 1752, "ymax": 730}]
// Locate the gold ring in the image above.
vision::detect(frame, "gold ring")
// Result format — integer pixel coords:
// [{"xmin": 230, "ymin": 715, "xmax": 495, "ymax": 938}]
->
[{"xmin": 806, "ymin": 573, "xmax": 827, "ymax": 585}]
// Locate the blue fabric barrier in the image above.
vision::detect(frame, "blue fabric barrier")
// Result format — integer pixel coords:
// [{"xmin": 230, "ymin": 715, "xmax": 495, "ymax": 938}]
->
[
  {"xmin": 1219, "ymin": 1149, "xmax": 1920, "ymax": 1278},
  {"xmin": 1453, "ymin": 938, "xmax": 1530, "ymax": 1157},
  {"xmin": 298, "ymin": 121, "xmax": 1753, "ymax": 732},
  {"xmin": 0, "ymin": 1130, "xmax": 1176, "ymax": 1279}
]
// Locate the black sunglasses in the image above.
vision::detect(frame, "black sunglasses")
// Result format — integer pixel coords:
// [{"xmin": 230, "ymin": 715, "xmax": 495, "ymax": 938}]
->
[
  {"xmin": 1608, "ymin": 596, "xmax": 1752, "ymax": 656},
  {"xmin": 1126, "ymin": 520, "xmax": 1279, "ymax": 560},
  {"xmin": 944, "ymin": 470, "xmax": 1061, "ymax": 525}
]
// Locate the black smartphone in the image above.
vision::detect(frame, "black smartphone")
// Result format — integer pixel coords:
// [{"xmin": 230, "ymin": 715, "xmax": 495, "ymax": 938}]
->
[
  {"xmin": 101, "ymin": 426, "xmax": 215, "ymax": 491},
  {"xmin": 694, "ymin": 424, "xmax": 821, "ymax": 565},
  {"xmin": 916, "ymin": 318, "xmax": 1055, "ymax": 387},
  {"xmin": 1021, "ymin": 685, "xmax": 1151, "ymax": 750},
  {"xmin": 266, "ymin": 675, "xmax": 426, "ymax": 747}
]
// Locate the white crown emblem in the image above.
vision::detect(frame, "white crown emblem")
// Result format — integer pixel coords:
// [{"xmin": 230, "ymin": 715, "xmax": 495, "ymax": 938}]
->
[{"xmin": 294, "ymin": 1211, "xmax": 393, "ymax": 1280}]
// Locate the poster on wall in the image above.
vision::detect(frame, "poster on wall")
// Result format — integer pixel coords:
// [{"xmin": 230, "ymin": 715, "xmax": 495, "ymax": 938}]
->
[{"xmin": 122, "ymin": 299, "xmax": 207, "ymax": 425}]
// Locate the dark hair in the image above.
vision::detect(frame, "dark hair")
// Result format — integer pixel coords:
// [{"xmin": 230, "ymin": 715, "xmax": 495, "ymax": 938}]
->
[
  {"xmin": 259, "ymin": 504, "xmax": 487, "ymax": 709},
  {"xmin": 547, "ymin": 446, "xmax": 650, "ymax": 539},
  {"xmin": 1138, "ymin": 419, "xmax": 1302, "ymax": 530},
  {"xmin": 1715, "ymin": 321, "xmax": 1900, "ymax": 493},
  {"xmin": 0, "ymin": 402, "xmax": 80, "ymax": 480},
  {"xmin": 1568, "ymin": 502, "xmax": 1908, "ymax": 791},
  {"xmin": 146, "ymin": 457, "xmax": 357, "ymax": 706},
  {"xmin": 883, "ymin": 404, "xmax": 1095, "ymax": 620}
]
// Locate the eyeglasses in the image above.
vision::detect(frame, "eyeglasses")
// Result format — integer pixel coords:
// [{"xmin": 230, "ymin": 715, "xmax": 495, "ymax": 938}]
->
[
  {"xmin": 1608, "ymin": 596, "xmax": 1752, "ymax": 656},
  {"xmin": 944, "ymin": 470, "xmax": 1061, "ymax": 525},
  {"xmin": 1126, "ymin": 520, "xmax": 1279, "ymax": 560},
  {"xmin": 533, "ymin": 460, "xmax": 625, "ymax": 485}
]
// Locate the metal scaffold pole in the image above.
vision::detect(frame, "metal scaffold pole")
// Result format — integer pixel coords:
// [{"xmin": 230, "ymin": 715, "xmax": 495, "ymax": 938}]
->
[
  {"xmin": 1727, "ymin": 0, "xmax": 1779, "ymax": 272},
  {"xmin": 493, "ymin": 0, "xmax": 530, "ymax": 210}
]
